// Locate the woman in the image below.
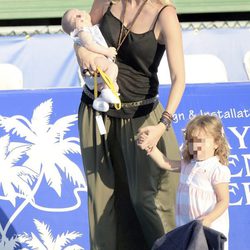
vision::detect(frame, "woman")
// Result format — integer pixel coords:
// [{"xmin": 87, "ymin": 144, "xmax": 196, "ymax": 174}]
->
[{"xmin": 75, "ymin": 0, "xmax": 185, "ymax": 249}]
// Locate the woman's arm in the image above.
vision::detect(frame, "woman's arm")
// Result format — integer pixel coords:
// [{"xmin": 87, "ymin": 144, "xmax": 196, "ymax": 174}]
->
[
  {"xmin": 137, "ymin": 6, "xmax": 185, "ymax": 151},
  {"xmin": 198, "ymin": 182, "xmax": 229, "ymax": 227},
  {"xmin": 160, "ymin": 6, "xmax": 185, "ymax": 115},
  {"xmin": 74, "ymin": 44, "xmax": 97, "ymax": 72}
]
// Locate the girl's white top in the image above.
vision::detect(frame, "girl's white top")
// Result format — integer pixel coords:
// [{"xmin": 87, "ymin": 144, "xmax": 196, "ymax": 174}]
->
[{"xmin": 176, "ymin": 156, "xmax": 231, "ymax": 239}]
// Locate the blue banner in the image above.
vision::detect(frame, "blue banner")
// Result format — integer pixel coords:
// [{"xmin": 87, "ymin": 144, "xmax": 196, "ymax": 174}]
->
[
  {"xmin": 0, "ymin": 27, "xmax": 250, "ymax": 89},
  {"xmin": 0, "ymin": 83, "xmax": 249, "ymax": 249}
]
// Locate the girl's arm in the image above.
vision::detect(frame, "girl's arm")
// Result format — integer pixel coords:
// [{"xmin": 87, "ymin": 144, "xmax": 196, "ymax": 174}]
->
[
  {"xmin": 199, "ymin": 182, "xmax": 229, "ymax": 227},
  {"xmin": 146, "ymin": 146, "xmax": 181, "ymax": 172}
]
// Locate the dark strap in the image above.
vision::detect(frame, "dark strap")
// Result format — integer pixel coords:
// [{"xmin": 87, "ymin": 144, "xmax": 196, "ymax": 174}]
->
[
  {"xmin": 102, "ymin": 1, "xmax": 113, "ymax": 21},
  {"xmin": 153, "ymin": 5, "xmax": 176, "ymax": 30},
  {"xmin": 108, "ymin": 1, "xmax": 113, "ymax": 10}
]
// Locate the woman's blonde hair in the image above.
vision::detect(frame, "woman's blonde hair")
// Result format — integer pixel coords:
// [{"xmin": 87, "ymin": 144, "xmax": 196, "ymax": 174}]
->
[
  {"xmin": 182, "ymin": 115, "xmax": 230, "ymax": 166},
  {"xmin": 112, "ymin": 0, "xmax": 173, "ymax": 4}
]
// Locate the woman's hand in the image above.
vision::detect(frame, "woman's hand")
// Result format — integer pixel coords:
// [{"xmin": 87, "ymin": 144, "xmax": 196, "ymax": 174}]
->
[
  {"xmin": 74, "ymin": 44, "xmax": 97, "ymax": 74},
  {"xmin": 137, "ymin": 123, "xmax": 166, "ymax": 154}
]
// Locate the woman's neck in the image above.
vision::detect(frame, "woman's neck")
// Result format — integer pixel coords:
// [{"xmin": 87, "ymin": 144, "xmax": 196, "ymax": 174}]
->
[{"xmin": 125, "ymin": 0, "xmax": 148, "ymax": 7}]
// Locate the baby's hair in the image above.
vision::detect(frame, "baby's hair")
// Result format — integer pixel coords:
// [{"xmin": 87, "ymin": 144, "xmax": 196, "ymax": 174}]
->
[
  {"xmin": 182, "ymin": 115, "xmax": 230, "ymax": 165},
  {"xmin": 61, "ymin": 9, "xmax": 76, "ymax": 35}
]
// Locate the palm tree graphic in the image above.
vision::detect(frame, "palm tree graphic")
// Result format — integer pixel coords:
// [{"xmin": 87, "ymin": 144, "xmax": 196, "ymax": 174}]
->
[
  {"xmin": 19, "ymin": 219, "xmax": 83, "ymax": 250},
  {"xmin": 0, "ymin": 134, "xmax": 37, "ymax": 248},
  {"xmin": 0, "ymin": 99, "xmax": 87, "ymax": 248}
]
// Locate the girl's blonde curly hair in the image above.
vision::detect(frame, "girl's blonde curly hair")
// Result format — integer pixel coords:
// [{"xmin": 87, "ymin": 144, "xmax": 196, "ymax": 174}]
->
[{"xmin": 182, "ymin": 115, "xmax": 230, "ymax": 166}]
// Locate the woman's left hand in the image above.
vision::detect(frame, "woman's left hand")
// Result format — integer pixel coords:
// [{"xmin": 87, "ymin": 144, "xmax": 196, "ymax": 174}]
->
[{"xmin": 137, "ymin": 123, "xmax": 166, "ymax": 153}]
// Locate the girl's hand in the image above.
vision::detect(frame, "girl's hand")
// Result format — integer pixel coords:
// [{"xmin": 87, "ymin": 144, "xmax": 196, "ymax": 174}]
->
[
  {"xmin": 137, "ymin": 123, "xmax": 166, "ymax": 153},
  {"xmin": 198, "ymin": 216, "xmax": 212, "ymax": 227}
]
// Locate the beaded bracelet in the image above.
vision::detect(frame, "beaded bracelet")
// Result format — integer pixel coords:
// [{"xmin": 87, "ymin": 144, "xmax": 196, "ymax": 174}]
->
[
  {"xmin": 159, "ymin": 116, "xmax": 171, "ymax": 130},
  {"xmin": 159, "ymin": 111, "xmax": 173, "ymax": 131},
  {"xmin": 162, "ymin": 111, "xmax": 173, "ymax": 121}
]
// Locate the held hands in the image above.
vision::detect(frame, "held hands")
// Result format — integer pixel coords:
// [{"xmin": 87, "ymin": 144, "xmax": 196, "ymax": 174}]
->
[
  {"xmin": 137, "ymin": 123, "xmax": 166, "ymax": 155},
  {"xmin": 137, "ymin": 132, "xmax": 154, "ymax": 154}
]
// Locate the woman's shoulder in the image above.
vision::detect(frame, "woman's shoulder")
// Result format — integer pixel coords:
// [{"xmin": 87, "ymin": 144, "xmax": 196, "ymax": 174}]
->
[
  {"xmin": 149, "ymin": 1, "xmax": 176, "ymax": 14},
  {"xmin": 155, "ymin": 2, "xmax": 179, "ymax": 34},
  {"xmin": 157, "ymin": 4, "xmax": 177, "ymax": 21}
]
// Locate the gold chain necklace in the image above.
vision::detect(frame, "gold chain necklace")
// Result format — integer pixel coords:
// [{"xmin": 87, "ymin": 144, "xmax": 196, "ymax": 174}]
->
[{"xmin": 116, "ymin": 0, "xmax": 148, "ymax": 52}]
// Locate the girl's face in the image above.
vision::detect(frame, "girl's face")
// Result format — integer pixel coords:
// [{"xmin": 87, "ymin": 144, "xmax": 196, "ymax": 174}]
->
[{"xmin": 188, "ymin": 129, "xmax": 218, "ymax": 161}]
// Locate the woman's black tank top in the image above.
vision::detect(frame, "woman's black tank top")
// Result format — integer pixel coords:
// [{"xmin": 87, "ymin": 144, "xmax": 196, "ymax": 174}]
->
[{"xmin": 82, "ymin": 4, "xmax": 168, "ymax": 118}]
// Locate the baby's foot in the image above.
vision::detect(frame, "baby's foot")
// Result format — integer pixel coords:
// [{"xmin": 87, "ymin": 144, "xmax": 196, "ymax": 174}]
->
[
  {"xmin": 93, "ymin": 97, "xmax": 109, "ymax": 112},
  {"xmin": 101, "ymin": 88, "xmax": 120, "ymax": 104}
]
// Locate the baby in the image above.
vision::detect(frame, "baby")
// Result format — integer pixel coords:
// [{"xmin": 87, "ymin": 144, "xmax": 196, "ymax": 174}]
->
[{"xmin": 61, "ymin": 9, "xmax": 120, "ymax": 112}]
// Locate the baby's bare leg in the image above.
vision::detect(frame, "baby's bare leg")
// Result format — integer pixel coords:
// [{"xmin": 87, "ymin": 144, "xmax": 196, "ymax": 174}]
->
[
  {"xmin": 94, "ymin": 57, "xmax": 119, "ymax": 92},
  {"xmin": 105, "ymin": 62, "xmax": 119, "ymax": 92}
]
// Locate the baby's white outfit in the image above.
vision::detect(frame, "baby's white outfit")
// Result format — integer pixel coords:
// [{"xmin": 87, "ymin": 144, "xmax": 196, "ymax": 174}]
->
[
  {"xmin": 71, "ymin": 25, "xmax": 119, "ymax": 112},
  {"xmin": 176, "ymin": 156, "xmax": 231, "ymax": 250},
  {"xmin": 71, "ymin": 25, "xmax": 108, "ymax": 48}
]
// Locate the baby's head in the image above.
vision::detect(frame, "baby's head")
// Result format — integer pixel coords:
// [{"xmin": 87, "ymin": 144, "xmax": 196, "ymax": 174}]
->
[
  {"xmin": 182, "ymin": 115, "xmax": 230, "ymax": 165},
  {"xmin": 61, "ymin": 9, "xmax": 91, "ymax": 35}
]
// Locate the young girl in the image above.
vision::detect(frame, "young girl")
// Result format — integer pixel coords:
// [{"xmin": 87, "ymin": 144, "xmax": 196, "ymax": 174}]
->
[{"xmin": 138, "ymin": 114, "xmax": 231, "ymax": 249}]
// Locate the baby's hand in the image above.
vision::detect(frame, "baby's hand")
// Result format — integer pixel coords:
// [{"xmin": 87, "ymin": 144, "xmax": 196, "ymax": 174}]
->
[{"xmin": 106, "ymin": 47, "xmax": 117, "ymax": 60}]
